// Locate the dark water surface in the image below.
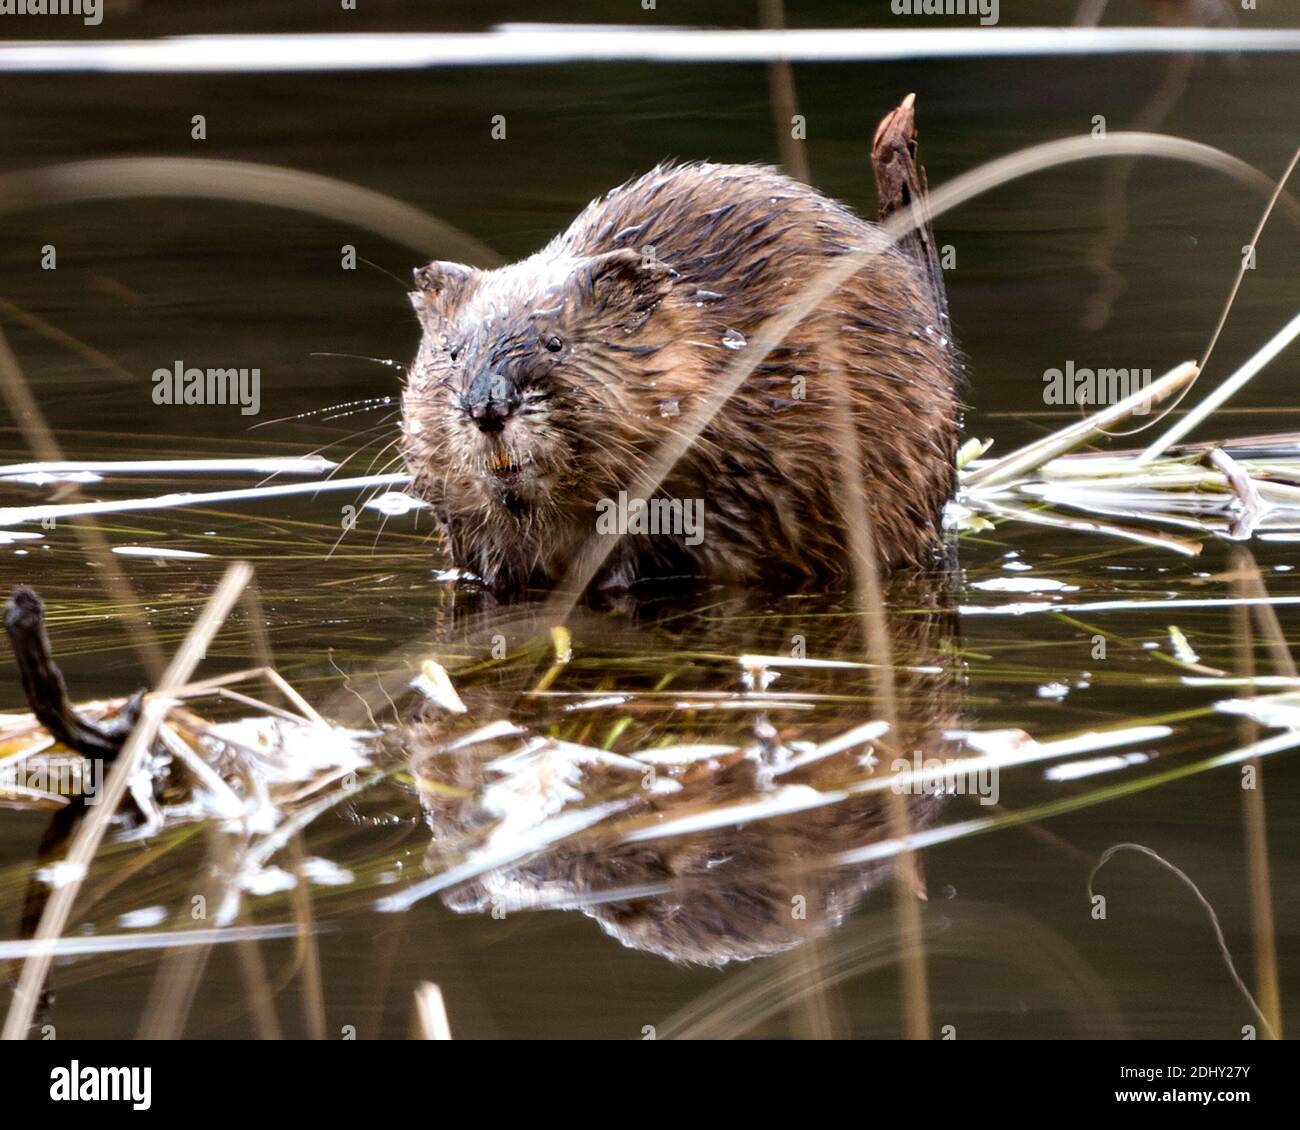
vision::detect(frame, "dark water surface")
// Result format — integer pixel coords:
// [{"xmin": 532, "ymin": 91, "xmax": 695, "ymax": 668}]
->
[{"xmin": 1, "ymin": 2, "xmax": 1298, "ymax": 1038}]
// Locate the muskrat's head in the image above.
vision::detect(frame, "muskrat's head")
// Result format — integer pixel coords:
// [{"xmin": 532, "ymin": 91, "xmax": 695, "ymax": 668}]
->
[{"xmin": 401, "ymin": 249, "xmax": 681, "ymax": 580}]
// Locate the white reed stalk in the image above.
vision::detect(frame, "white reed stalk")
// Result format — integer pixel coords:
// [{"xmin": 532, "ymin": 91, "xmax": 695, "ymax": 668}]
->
[
  {"xmin": 0, "ymin": 472, "xmax": 411, "ymax": 528},
  {"xmin": 0, "ymin": 28, "xmax": 1297, "ymax": 74}
]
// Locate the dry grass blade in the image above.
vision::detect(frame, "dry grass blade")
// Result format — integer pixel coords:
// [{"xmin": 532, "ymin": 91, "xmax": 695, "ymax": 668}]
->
[
  {"xmin": 1197, "ymin": 148, "xmax": 1300, "ymax": 375},
  {"xmin": 0, "ymin": 157, "xmax": 502, "ymax": 264},
  {"xmin": 287, "ymin": 835, "xmax": 327, "ymax": 1040},
  {"xmin": 1138, "ymin": 312, "xmax": 1300, "ymax": 462},
  {"xmin": 760, "ymin": 0, "xmax": 810, "ymax": 184},
  {"xmin": 0, "ymin": 326, "xmax": 165, "ymax": 677},
  {"xmin": 1229, "ymin": 549, "xmax": 1285, "ymax": 1039},
  {"xmin": 1087, "ymin": 843, "xmax": 1277, "ymax": 1040},
  {"xmin": 825, "ymin": 351, "xmax": 928, "ymax": 1039}
]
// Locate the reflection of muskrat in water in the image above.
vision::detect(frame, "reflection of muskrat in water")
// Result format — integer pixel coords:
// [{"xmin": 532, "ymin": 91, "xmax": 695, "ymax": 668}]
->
[
  {"xmin": 407, "ymin": 586, "xmax": 962, "ymax": 966},
  {"xmin": 401, "ymin": 157, "xmax": 960, "ymax": 592}
]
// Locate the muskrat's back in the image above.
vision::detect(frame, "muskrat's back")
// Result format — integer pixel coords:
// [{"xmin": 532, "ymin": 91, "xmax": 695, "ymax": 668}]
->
[{"xmin": 402, "ymin": 161, "xmax": 960, "ymax": 590}]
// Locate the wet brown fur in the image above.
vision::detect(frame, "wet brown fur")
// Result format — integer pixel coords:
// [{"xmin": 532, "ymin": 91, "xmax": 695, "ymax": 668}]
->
[{"xmin": 401, "ymin": 162, "xmax": 961, "ymax": 590}]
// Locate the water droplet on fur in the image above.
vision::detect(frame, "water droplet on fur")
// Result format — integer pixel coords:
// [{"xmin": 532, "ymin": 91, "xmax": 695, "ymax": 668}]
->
[
  {"xmin": 721, "ymin": 329, "xmax": 747, "ymax": 350},
  {"xmin": 659, "ymin": 398, "xmax": 680, "ymax": 418}
]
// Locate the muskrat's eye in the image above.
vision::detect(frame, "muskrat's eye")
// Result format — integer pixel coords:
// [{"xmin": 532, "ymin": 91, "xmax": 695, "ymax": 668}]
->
[
  {"xmin": 544, "ymin": 335, "xmax": 563, "ymax": 353},
  {"xmin": 449, "ymin": 345, "xmax": 461, "ymax": 361}
]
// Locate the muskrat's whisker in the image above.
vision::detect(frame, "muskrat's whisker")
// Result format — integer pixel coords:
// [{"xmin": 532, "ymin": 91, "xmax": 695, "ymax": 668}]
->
[
  {"xmin": 288, "ymin": 416, "xmax": 402, "ymax": 491},
  {"xmin": 314, "ymin": 412, "xmax": 401, "ymax": 461},
  {"xmin": 248, "ymin": 412, "xmax": 400, "ymax": 494},
  {"xmin": 249, "ymin": 394, "xmax": 398, "ymax": 430},
  {"xmin": 361, "ymin": 437, "xmax": 402, "ymax": 481},
  {"xmin": 325, "ymin": 460, "xmax": 412, "ymax": 560},
  {"xmin": 321, "ymin": 406, "xmax": 402, "ymax": 425},
  {"xmin": 366, "ymin": 455, "xmax": 412, "ymax": 554},
  {"xmin": 357, "ymin": 256, "xmax": 416, "ymax": 294}
]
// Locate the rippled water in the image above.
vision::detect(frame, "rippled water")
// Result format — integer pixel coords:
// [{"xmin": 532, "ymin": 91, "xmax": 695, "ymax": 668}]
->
[{"xmin": 1, "ymin": 3, "xmax": 1298, "ymax": 1038}]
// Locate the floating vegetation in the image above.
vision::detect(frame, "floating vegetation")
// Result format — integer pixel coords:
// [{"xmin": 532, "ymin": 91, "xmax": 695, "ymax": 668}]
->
[{"xmin": 1, "ymin": 562, "xmax": 1295, "ymax": 1034}]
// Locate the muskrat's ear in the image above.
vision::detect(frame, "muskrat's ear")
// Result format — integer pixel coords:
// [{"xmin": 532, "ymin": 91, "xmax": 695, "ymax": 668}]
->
[
  {"xmin": 411, "ymin": 261, "xmax": 475, "ymax": 302},
  {"xmin": 577, "ymin": 248, "xmax": 676, "ymax": 307}
]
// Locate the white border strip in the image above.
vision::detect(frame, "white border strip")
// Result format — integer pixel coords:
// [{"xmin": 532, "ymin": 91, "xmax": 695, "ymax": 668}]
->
[{"xmin": 0, "ymin": 27, "xmax": 1298, "ymax": 74}]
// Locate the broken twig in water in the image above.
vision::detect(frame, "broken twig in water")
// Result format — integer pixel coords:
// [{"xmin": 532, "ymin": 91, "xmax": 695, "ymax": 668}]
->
[{"xmin": 2, "ymin": 562, "xmax": 254, "ymax": 1042}]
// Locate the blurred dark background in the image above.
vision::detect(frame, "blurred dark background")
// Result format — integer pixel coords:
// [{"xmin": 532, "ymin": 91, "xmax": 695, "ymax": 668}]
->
[{"xmin": 0, "ymin": 0, "xmax": 1297, "ymax": 455}]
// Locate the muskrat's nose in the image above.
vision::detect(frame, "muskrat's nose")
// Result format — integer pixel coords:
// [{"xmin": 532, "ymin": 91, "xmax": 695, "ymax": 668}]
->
[
  {"xmin": 468, "ymin": 397, "xmax": 513, "ymax": 433},
  {"xmin": 465, "ymin": 370, "xmax": 519, "ymax": 433}
]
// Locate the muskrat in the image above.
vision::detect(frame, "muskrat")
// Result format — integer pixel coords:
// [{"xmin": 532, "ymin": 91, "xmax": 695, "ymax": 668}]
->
[{"xmin": 401, "ymin": 161, "xmax": 960, "ymax": 591}]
